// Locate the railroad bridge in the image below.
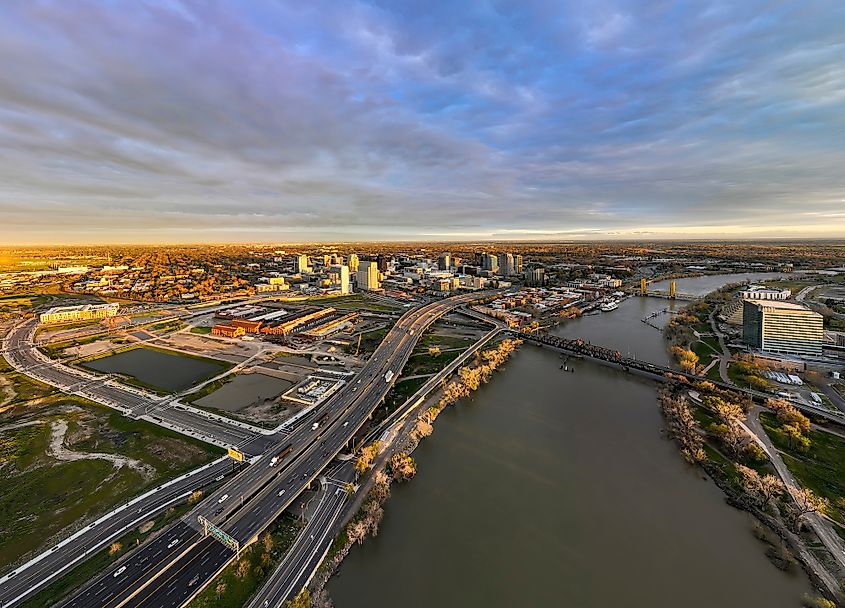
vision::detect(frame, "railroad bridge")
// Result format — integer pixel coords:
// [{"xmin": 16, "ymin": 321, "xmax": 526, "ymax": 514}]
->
[{"xmin": 515, "ymin": 330, "xmax": 845, "ymax": 427}]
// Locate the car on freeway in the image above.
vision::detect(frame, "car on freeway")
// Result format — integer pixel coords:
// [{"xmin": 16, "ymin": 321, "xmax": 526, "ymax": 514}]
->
[
  {"xmin": 278, "ymin": 489, "xmax": 286, "ymax": 497},
  {"xmin": 218, "ymin": 494, "xmax": 229, "ymax": 504},
  {"xmin": 113, "ymin": 566, "xmax": 127, "ymax": 578},
  {"xmin": 167, "ymin": 538, "xmax": 180, "ymax": 549}
]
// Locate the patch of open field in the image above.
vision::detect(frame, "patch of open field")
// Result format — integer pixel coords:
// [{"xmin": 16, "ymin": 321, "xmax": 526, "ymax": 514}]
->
[{"xmin": 0, "ymin": 367, "xmax": 222, "ymax": 570}]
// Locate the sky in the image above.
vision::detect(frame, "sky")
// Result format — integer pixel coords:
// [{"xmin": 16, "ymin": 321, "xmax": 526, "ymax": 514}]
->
[{"xmin": 0, "ymin": 1, "xmax": 844, "ymax": 244}]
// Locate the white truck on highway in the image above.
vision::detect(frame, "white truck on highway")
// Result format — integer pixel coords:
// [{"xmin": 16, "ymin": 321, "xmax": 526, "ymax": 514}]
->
[{"xmin": 384, "ymin": 370, "xmax": 394, "ymax": 383}]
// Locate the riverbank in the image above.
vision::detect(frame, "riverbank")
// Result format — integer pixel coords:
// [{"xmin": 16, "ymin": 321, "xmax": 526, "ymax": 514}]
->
[
  {"xmin": 328, "ymin": 276, "xmax": 816, "ymax": 608},
  {"xmin": 295, "ymin": 339, "xmax": 523, "ymax": 606}
]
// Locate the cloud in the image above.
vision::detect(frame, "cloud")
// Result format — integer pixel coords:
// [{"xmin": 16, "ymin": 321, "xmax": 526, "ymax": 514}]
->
[{"xmin": 0, "ymin": 0, "xmax": 843, "ymax": 243}]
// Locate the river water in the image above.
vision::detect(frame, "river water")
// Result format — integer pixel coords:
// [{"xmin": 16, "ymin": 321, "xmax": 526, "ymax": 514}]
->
[{"xmin": 328, "ymin": 274, "xmax": 810, "ymax": 607}]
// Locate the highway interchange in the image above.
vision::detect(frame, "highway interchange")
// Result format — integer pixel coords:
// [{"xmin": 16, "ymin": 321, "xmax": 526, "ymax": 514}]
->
[{"xmin": 0, "ymin": 291, "xmax": 489, "ymax": 608}]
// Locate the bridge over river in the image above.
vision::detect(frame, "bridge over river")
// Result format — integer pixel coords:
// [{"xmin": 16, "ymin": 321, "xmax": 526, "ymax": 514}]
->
[{"xmin": 516, "ymin": 331, "xmax": 845, "ymax": 427}]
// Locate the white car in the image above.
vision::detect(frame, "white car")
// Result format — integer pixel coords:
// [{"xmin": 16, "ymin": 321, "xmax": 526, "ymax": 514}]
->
[
  {"xmin": 218, "ymin": 494, "xmax": 229, "ymax": 504},
  {"xmin": 167, "ymin": 539, "xmax": 180, "ymax": 549},
  {"xmin": 278, "ymin": 489, "xmax": 286, "ymax": 497},
  {"xmin": 113, "ymin": 566, "xmax": 127, "ymax": 578}
]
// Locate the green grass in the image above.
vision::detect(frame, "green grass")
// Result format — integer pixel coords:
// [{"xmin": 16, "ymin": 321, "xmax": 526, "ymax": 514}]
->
[
  {"xmin": 690, "ymin": 341, "xmax": 717, "ymax": 368},
  {"xmin": 404, "ymin": 349, "xmax": 463, "ymax": 376},
  {"xmin": 187, "ymin": 514, "xmax": 301, "ymax": 608},
  {"xmin": 346, "ymin": 328, "xmax": 388, "ymax": 355},
  {"xmin": 190, "ymin": 326, "xmax": 213, "ymax": 334},
  {"xmin": 760, "ymin": 412, "xmax": 845, "ymax": 524},
  {"xmin": 371, "ymin": 376, "xmax": 429, "ymax": 426},
  {"xmin": 415, "ymin": 332, "xmax": 474, "ymax": 351},
  {"xmin": 0, "ymin": 367, "xmax": 58, "ymax": 406},
  {"xmin": 701, "ymin": 335, "xmax": 721, "ymax": 353},
  {"xmin": 706, "ymin": 364, "xmax": 723, "ymax": 381},
  {"xmin": 17, "ymin": 502, "xmax": 194, "ymax": 608},
  {"xmin": 0, "ymin": 404, "xmax": 222, "ymax": 570}
]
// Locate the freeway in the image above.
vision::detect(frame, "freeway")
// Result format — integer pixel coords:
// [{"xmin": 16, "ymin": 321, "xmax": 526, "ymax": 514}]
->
[
  {"xmin": 250, "ymin": 320, "xmax": 506, "ymax": 608},
  {"xmin": 246, "ymin": 464, "xmax": 353, "ymax": 608},
  {"xmin": 1, "ymin": 320, "xmax": 274, "ymax": 453},
  {"xmin": 59, "ymin": 291, "xmax": 490, "ymax": 608},
  {"xmin": 0, "ymin": 457, "xmax": 235, "ymax": 608}
]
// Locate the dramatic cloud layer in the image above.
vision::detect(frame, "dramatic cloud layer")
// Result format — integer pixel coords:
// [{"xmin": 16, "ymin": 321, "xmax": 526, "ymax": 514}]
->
[{"xmin": 1, "ymin": 0, "xmax": 843, "ymax": 242}]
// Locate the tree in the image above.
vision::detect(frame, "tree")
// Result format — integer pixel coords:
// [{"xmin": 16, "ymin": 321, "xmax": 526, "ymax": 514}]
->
[
  {"xmin": 236, "ymin": 557, "xmax": 251, "ymax": 579},
  {"xmin": 736, "ymin": 464, "xmax": 784, "ymax": 510},
  {"xmin": 285, "ymin": 590, "xmax": 311, "ymax": 608},
  {"xmin": 427, "ymin": 346, "xmax": 441, "ymax": 357},
  {"xmin": 413, "ymin": 417, "xmax": 433, "ymax": 439},
  {"xmin": 767, "ymin": 398, "xmax": 811, "ymax": 434},
  {"xmin": 215, "ymin": 582, "xmax": 227, "ymax": 596},
  {"xmin": 347, "ymin": 520, "xmax": 368, "ymax": 545},
  {"xmin": 710, "ymin": 421, "xmax": 748, "ymax": 458},
  {"xmin": 782, "ymin": 424, "xmax": 811, "ymax": 453},
  {"xmin": 262, "ymin": 532, "xmax": 274, "ymax": 552},
  {"xmin": 788, "ymin": 487, "xmax": 827, "ymax": 532},
  {"xmin": 744, "ymin": 442, "xmax": 767, "ymax": 465},
  {"xmin": 388, "ymin": 452, "xmax": 417, "ymax": 482},
  {"xmin": 188, "ymin": 490, "xmax": 203, "ymax": 505},
  {"xmin": 659, "ymin": 390, "xmax": 706, "ymax": 464},
  {"xmin": 355, "ymin": 441, "xmax": 381, "ymax": 474},
  {"xmin": 670, "ymin": 345, "xmax": 699, "ymax": 373},
  {"xmin": 108, "ymin": 542, "xmax": 122, "ymax": 556},
  {"xmin": 801, "ymin": 596, "xmax": 836, "ymax": 608}
]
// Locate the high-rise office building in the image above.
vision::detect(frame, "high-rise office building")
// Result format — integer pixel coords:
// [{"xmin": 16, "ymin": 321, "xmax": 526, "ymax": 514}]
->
[
  {"xmin": 528, "ymin": 267, "xmax": 545, "ymax": 286},
  {"xmin": 376, "ymin": 255, "xmax": 389, "ymax": 273},
  {"xmin": 514, "ymin": 255, "xmax": 523, "ymax": 274},
  {"xmin": 293, "ymin": 254, "xmax": 310, "ymax": 274},
  {"xmin": 482, "ymin": 253, "xmax": 499, "ymax": 273},
  {"xmin": 499, "ymin": 253, "xmax": 514, "ymax": 276},
  {"xmin": 356, "ymin": 261, "xmax": 381, "ymax": 291},
  {"xmin": 742, "ymin": 300, "xmax": 824, "ymax": 357},
  {"xmin": 330, "ymin": 265, "xmax": 351, "ymax": 294},
  {"xmin": 437, "ymin": 254, "xmax": 451, "ymax": 270},
  {"xmin": 347, "ymin": 254, "xmax": 359, "ymax": 273}
]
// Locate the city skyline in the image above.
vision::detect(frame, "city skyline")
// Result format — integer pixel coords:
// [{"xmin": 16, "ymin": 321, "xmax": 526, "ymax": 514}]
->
[{"xmin": 1, "ymin": 1, "xmax": 844, "ymax": 244}]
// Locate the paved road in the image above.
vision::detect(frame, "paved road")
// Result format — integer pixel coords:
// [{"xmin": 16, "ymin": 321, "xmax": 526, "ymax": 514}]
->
[
  {"xmin": 248, "ymin": 320, "xmax": 505, "ymax": 607},
  {"xmin": 1, "ymin": 320, "xmax": 274, "ymax": 453},
  {"xmin": 246, "ymin": 464, "xmax": 354, "ymax": 608},
  {"xmin": 708, "ymin": 309, "xmax": 733, "ymax": 384},
  {"xmin": 0, "ymin": 457, "xmax": 234, "ymax": 608},
  {"xmin": 58, "ymin": 292, "xmax": 491, "ymax": 608},
  {"xmin": 745, "ymin": 407, "xmax": 845, "ymax": 572}
]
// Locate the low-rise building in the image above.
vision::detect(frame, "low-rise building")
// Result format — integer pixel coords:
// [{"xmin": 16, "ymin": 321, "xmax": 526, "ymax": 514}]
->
[
  {"xmin": 211, "ymin": 323, "xmax": 246, "ymax": 338},
  {"xmin": 738, "ymin": 285, "xmax": 791, "ymax": 300},
  {"xmin": 39, "ymin": 302, "xmax": 119, "ymax": 324}
]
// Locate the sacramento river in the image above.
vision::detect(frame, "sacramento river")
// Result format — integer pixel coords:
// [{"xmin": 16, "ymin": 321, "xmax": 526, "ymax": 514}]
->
[{"xmin": 328, "ymin": 274, "xmax": 810, "ymax": 607}]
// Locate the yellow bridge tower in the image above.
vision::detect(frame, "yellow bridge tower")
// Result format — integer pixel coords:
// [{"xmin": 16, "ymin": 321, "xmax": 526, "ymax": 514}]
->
[
  {"xmin": 669, "ymin": 280, "xmax": 677, "ymax": 299},
  {"xmin": 640, "ymin": 278, "xmax": 647, "ymax": 295}
]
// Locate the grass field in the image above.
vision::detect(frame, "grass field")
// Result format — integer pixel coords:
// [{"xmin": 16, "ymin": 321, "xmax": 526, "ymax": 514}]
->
[
  {"xmin": 404, "ymin": 349, "xmax": 463, "ymax": 376},
  {"xmin": 0, "ymin": 368, "xmax": 222, "ymax": 570},
  {"xmin": 347, "ymin": 327, "xmax": 388, "ymax": 356},
  {"xmin": 371, "ymin": 376, "xmax": 429, "ymax": 427},
  {"xmin": 760, "ymin": 412, "xmax": 845, "ymax": 525}
]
